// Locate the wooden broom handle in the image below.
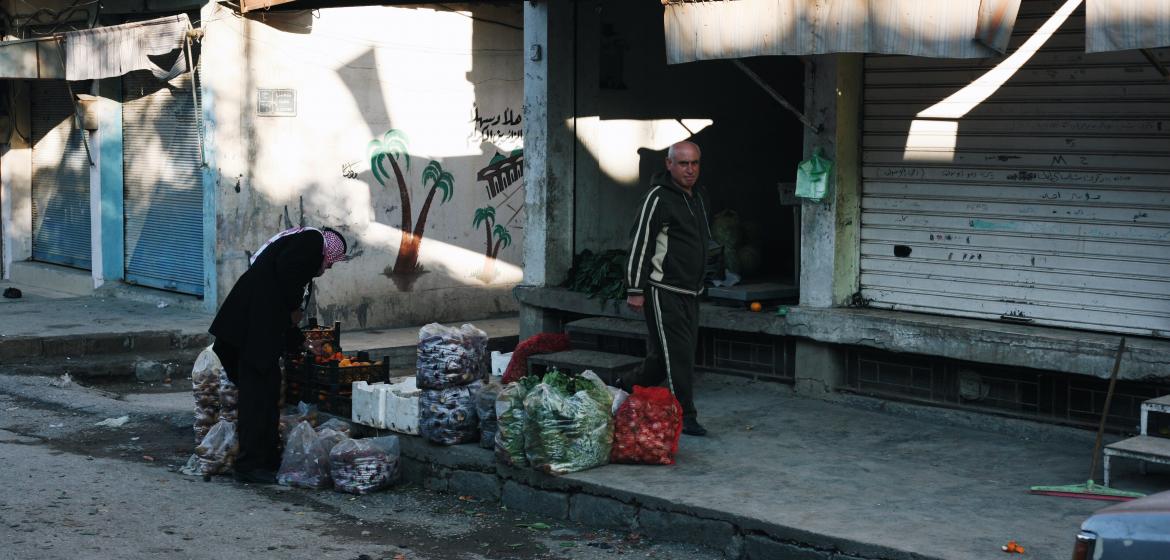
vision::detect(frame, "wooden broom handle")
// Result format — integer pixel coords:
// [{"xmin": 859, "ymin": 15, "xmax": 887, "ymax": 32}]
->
[{"xmin": 1089, "ymin": 337, "xmax": 1127, "ymax": 482}]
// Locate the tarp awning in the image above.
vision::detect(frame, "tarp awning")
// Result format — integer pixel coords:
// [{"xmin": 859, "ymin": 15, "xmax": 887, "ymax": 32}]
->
[
  {"xmin": 663, "ymin": 0, "xmax": 1170, "ymax": 65},
  {"xmin": 1086, "ymin": 0, "xmax": 1170, "ymax": 52},
  {"xmin": 663, "ymin": 0, "xmax": 1020, "ymax": 64},
  {"xmin": 0, "ymin": 13, "xmax": 190, "ymax": 81}
]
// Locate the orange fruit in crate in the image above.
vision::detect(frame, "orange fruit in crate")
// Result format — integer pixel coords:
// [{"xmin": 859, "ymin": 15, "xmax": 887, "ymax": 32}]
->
[{"xmin": 749, "ymin": 301, "xmax": 763, "ymax": 312}]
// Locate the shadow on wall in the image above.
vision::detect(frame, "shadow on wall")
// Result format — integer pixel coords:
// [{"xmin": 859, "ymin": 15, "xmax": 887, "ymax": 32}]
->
[
  {"xmin": 579, "ymin": 0, "xmax": 805, "ymax": 284},
  {"xmin": 210, "ymin": 3, "xmax": 525, "ymax": 329}
]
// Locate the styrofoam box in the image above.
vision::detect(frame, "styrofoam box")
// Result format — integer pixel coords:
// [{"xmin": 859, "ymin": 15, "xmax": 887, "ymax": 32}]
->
[
  {"xmin": 351, "ymin": 377, "xmax": 421, "ymax": 435},
  {"xmin": 491, "ymin": 351, "xmax": 513, "ymax": 377}
]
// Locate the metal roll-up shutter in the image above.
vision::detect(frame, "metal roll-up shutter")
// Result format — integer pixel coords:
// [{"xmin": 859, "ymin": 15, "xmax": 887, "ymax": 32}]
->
[
  {"xmin": 860, "ymin": 3, "xmax": 1170, "ymax": 337},
  {"xmin": 31, "ymin": 81, "xmax": 91, "ymax": 269},
  {"xmin": 122, "ymin": 70, "xmax": 203, "ymax": 295}
]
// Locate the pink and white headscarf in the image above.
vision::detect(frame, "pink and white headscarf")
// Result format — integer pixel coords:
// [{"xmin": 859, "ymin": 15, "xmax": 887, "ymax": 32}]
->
[
  {"xmin": 321, "ymin": 228, "xmax": 348, "ymax": 267},
  {"xmin": 250, "ymin": 226, "xmax": 348, "ymax": 266}
]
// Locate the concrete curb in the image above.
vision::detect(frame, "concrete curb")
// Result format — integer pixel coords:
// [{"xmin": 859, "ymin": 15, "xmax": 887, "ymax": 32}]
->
[
  {"xmin": 392, "ymin": 437, "xmax": 938, "ymax": 560},
  {"xmin": 0, "ymin": 330, "xmax": 212, "ymax": 363}
]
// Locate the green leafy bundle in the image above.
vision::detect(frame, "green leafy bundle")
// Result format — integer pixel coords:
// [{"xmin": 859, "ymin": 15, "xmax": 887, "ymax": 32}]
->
[{"xmin": 563, "ymin": 249, "xmax": 628, "ymax": 301}]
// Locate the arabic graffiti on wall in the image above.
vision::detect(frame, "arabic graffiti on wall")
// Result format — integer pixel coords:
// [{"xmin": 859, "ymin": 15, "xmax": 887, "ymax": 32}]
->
[{"xmin": 470, "ymin": 105, "xmax": 522, "ymax": 145}]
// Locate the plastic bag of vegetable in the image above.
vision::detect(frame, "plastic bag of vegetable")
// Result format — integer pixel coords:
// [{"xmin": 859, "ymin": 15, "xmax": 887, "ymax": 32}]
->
[
  {"xmin": 611, "ymin": 385, "xmax": 683, "ymax": 465},
  {"xmin": 317, "ymin": 417, "xmax": 352, "ymax": 436},
  {"xmin": 277, "ymin": 421, "xmax": 347, "ymax": 489},
  {"xmin": 419, "ymin": 381, "xmax": 482, "ymax": 445},
  {"xmin": 194, "ymin": 418, "xmax": 238, "ymax": 475},
  {"xmin": 494, "ymin": 376, "xmax": 540, "ymax": 466},
  {"xmin": 523, "ymin": 370, "xmax": 614, "ymax": 475},
  {"xmin": 476, "ymin": 381, "xmax": 503, "ymax": 449},
  {"xmin": 330, "ymin": 436, "xmax": 401, "ymax": 495},
  {"xmin": 416, "ymin": 323, "xmax": 489, "ymax": 389}
]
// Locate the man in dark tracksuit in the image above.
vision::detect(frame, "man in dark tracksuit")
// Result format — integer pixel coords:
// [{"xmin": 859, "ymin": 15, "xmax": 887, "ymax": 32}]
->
[
  {"xmin": 625, "ymin": 141, "xmax": 712, "ymax": 436},
  {"xmin": 209, "ymin": 227, "xmax": 348, "ymax": 483}
]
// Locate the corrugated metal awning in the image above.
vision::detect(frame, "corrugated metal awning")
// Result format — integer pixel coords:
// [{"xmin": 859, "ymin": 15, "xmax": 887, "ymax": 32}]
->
[{"xmin": 664, "ymin": 0, "xmax": 1170, "ymax": 65}]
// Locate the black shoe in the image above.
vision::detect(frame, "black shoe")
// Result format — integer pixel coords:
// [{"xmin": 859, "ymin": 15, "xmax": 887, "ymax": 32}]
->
[
  {"xmin": 682, "ymin": 418, "xmax": 707, "ymax": 437},
  {"xmin": 233, "ymin": 469, "xmax": 277, "ymax": 484}
]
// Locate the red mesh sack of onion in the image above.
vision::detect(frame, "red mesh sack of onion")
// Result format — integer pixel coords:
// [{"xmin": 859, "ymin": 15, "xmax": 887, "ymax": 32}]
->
[{"xmin": 610, "ymin": 386, "xmax": 682, "ymax": 465}]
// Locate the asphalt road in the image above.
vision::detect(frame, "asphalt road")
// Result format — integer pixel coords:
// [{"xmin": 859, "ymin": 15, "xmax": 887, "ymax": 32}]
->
[{"xmin": 0, "ymin": 389, "xmax": 719, "ymax": 560}]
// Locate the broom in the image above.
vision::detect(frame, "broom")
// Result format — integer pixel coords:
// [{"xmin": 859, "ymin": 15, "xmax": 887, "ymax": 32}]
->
[{"xmin": 1029, "ymin": 337, "xmax": 1145, "ymax": 501}]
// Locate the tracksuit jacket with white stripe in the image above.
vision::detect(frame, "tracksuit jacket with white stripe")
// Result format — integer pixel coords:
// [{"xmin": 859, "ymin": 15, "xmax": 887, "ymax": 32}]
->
[{"xmin": 625, "ymin": 172, "xmax": 713, "ymax": 297}]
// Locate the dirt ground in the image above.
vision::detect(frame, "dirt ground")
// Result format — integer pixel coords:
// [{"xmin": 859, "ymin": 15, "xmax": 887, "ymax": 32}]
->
[{"xmin": 0, "ymin": 388, "xmax": 719, "ymax": 560}]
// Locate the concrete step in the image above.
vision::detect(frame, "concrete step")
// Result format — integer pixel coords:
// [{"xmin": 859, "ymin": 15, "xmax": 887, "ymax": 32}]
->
[
  {"xmin": 528, "ymin": 349, "xmax": 642, "ymax": 386},
  {"xmin": 564, "ymin": 317, "xmax": 647, "ymax": 358},
  {"xmin": 346, "ymin": 317, "xmax": 519, "ymax": 370}
]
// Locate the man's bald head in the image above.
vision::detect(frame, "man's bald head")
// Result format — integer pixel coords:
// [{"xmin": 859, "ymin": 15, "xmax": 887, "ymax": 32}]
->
[
  {"xmin": 666, "ymin": 141, "xmax": 701, "ymax": 191},
  {"xmin": 667, "ymin": 141, "xmax": 701, "ymax": 161}
]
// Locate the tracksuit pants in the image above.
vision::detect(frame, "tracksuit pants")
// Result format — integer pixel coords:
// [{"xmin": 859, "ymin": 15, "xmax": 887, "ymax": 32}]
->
[
  {"xmin": 213, "ymin": 342, "xmax": 282, "ymax": 473},
  {"xmin": 636, "ymin": 285, "xmax": 700, "ymax": 420}
]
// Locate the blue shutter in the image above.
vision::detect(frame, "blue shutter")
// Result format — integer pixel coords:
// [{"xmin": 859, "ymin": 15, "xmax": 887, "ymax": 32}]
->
[
  {"xmin": 121, "ymin": 70, "xmax": 204, "ymax": 296},
  {"xmin": 31, "ymin": 81, "xmax": 91, "ymax": 270}
]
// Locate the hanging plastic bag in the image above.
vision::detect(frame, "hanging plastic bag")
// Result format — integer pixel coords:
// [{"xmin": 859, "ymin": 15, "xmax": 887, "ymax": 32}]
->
[
  {"xmin": 330, "ymin": 436, "xmax": 401, "ymax": 495},
  {"xmin": 611, "ymin": 385, "xmax": 683, "ymax": 465},
  {"xmin": 523, "ymin": 370, "xmax": 614, "ymax": 475},
  {"xmin": 494, "ymin": 376, "xmax": 540, "ymax": 466},
  {"xmin": 795, "ymin": 149, "xmax": 834, "ymax": 202}
]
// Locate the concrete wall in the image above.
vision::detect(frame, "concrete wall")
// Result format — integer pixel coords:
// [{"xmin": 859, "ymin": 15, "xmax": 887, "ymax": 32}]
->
[
  {"xmin": 0, "ymin": 80, "xmax": 32, "ymax": 280},
  {"xmin": 202, "ymin": 3, "xmax": 524, "ymax": 329}
]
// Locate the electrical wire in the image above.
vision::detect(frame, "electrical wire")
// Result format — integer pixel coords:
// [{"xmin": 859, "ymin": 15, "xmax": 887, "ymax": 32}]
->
[{"xmin": 435, "ymin": 4, "xmax": 522, "ymax": 31}]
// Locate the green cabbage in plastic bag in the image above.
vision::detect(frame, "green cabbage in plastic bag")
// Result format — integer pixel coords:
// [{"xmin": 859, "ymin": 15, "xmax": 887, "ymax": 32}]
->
[
  {"xmin": 494, "ymin": 376, "xmax": 540, "ymax": 467},
  {"xmin": 522, "ymin": 370, "xmax": 614, "ymax": 475}
]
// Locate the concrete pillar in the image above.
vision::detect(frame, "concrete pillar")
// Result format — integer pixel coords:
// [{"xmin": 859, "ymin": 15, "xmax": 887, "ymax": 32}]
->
[
  {"xmin": 95, "ymin": 78, "xmax": 124, "ymax": 287},
  {"xmin": 794, "ymin": 339, "xmax": 848, "ymax": 399},
  {"xmin": 519, "ymin": 0, "xmax": 576, "ymax": 339},
  {"xmin": 799, "ymin": 54, "xmax": 861, "ymax": 308},
  {"xmin": 794, "ymin": 54, "xmax": 862, "ymax": 398},
  {"xmin": 1, "ymin": 80, "xmax": 33, "ymax": 279}
]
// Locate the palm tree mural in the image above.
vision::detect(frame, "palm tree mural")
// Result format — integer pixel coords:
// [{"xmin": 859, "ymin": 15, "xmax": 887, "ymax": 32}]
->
[
  {"xmin": 368, "ymin": 129, "xmax": 455, "ymax": 289},
  {"xmin": 473, "ymin": 205, "xmax": 512, "ymax": 282}
]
